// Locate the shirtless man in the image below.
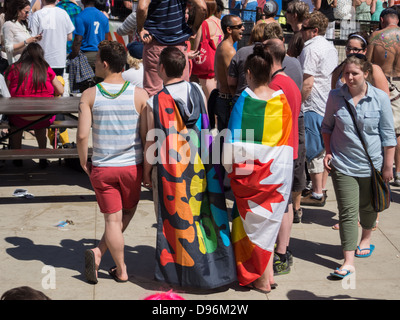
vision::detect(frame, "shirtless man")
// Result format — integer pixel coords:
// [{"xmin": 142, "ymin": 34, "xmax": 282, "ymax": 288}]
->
[
  {"xmin": 214, "ymin": 14, "xmax": 244, "ymax": 133},
  {"xmin": 367, "ymin": 8, "xmax": 400, "ymax": 185}
]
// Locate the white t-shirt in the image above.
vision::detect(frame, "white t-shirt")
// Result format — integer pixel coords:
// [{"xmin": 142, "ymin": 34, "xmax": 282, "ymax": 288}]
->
[
  {"xmin": 122, "ymin": 63, "xmax": 144, "ymax": 88},
  {"xmin": 298, "ymin": 35, "xmax": 338, "ymax": 116},
  {"xmin": 29, "ymin": 6, "xmax": 75, "ymax": 68}
]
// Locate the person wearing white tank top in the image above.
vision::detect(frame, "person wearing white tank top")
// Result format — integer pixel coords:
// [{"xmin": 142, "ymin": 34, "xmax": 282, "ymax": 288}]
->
[{"xmin": 77, "ymin": 40, "xmax": 150, "ymax": 284}]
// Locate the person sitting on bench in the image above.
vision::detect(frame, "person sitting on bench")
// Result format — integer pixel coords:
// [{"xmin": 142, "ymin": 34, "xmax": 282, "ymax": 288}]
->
[{"xmin": 4, "ymin": 43, "xmax": 64, "ymax": 168}]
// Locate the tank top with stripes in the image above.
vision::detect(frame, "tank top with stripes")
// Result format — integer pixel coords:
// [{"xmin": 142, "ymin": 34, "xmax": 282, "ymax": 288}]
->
[{"xmin": 91, "ymin": 82, "xmax": 142, "ymax": 167}]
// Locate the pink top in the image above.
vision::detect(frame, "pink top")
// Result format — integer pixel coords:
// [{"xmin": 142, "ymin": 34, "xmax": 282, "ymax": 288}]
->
[
  {"xmin": 7, "ymin": 65, "xmax": 55, "ymax": 97},
  {"xmin": 6, "ymin": 64, "xmax": 56, "ymax": 129}
]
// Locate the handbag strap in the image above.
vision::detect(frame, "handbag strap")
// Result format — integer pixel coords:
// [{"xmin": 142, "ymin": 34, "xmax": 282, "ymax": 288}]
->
[
  {"xmin": 343, "ymin": 99, "xmax": 375, "ymax": 169},
  {"xmin": 202, "ymin": 21, "xmax": 210, "ymax": 40}
]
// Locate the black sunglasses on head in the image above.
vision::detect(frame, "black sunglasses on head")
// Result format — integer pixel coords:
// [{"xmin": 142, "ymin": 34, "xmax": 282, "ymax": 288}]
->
[
  {"xmin": 346, "ymin": 53, "xmax": 367, "ymax": 60},
  {"xmin": 229, "ymin": 24, "xmax": 243, "ymax": 30}
]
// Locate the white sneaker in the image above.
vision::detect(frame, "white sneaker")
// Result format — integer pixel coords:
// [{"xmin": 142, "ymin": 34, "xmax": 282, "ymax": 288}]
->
[{"xmin": 394, "ymin": 176, "xmax": 400, "ymax": 187}]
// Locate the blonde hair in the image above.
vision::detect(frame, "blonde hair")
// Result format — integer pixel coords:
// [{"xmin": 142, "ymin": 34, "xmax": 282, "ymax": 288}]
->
[
  {"xmin": 127, "ymin": 53, "xmax": 142, "ymax": 70},
  {"xmin": 264, "ymin": 22, "xmax": 284, "ymax": 41},
  {"xmin": 249, "ymin": 23, "xmax": 267, "ymax": 44}
]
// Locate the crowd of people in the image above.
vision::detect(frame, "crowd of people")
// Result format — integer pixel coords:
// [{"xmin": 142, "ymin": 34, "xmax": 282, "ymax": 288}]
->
[{"xmin": 0, "ymin": 0, "xmax": 399, "ymax": 294}]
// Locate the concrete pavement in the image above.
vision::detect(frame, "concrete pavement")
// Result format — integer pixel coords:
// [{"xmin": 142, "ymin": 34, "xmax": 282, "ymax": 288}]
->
[{"xmin": 1, "ymin": 136, "xmax": 400, "ymax": 300}]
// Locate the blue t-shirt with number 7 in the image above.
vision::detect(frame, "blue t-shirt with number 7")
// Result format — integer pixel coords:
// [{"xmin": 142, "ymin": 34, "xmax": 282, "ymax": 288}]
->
[{"xmin": 74, "ymin": 7, "xmax": 109, "ymax": 52}]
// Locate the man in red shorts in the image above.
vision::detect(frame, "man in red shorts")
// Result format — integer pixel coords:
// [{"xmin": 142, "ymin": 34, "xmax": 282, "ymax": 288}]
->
[{"xmin": 77, "ymin": 40, "xmax": 150, "ymax": 284}]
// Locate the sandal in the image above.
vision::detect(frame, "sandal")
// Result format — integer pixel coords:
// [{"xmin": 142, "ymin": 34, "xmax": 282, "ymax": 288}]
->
[
  {"xmin": 108, "ymin": 266, "xmax": 128, "ymax": 283},
  {"xmin": 330, "ymin": 265, "xmax": 355, "ymax": 279},
  {"xmin": 84, "ymin": 249, "xmax": 98, "ymax": 284}
]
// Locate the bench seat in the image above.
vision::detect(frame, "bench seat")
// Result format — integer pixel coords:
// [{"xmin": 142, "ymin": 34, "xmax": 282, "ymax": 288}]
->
[
  {"xmin": 0, "ymin": 148, "xmax": 92, "ymax": 160},
  {"xmin": 0, "ymin": 120, "xmax": 78, "ymax": 130}
]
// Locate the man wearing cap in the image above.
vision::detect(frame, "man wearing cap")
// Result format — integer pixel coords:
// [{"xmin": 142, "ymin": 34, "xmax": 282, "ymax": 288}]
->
[
  {"xmin": 257, "ymin": 0, "xmax": 279, "ymax": 24},
  {"xmin": 367, "ymin": 8, "xmax": 400, "ymax": 186},
  {"xmin": 298, "ymin": 10, "xmax": 338, "ymax": 207}
]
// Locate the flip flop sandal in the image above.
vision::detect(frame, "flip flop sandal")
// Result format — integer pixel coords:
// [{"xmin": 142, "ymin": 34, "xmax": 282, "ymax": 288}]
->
[
  {"xmin": 84, "ymin": 249, "xmax": 98, "ymax": 284},
  {"xmin": 245, "ymin": 283, "xmax": 271, "ymax": 294},
  {"xmin": 355, "ymin": 244, "xmax": 375, "ymax": 258},
  {"xmin": 330, "ymin": 268, "xmax": 354, "ymax": 279},
  {"xmin": 108, "ymin": 266, "xmax": 128, "ymax": 283}
]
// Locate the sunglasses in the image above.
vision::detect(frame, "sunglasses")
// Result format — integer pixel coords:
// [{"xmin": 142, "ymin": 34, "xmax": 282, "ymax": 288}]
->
[
  {"xmin": 229, "ymin": 24, "xmax": 243, "ymax": 30},
  {"xmin": 347, "ymin": 53, "xmax": 367, "ymax": 60},
  {"xmin": 346, "ymin": 46, "xmax": 364, "ymax": 53}
]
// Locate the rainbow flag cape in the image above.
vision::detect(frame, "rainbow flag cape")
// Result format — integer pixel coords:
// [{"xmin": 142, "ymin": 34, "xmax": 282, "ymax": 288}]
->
[
  {"xmin": 224, "ymin": 88, "xmax": 293, "ymax": 286},
  {"xmin": 152, "ymin": 83, "xmax": 236, "ymax": 289}
]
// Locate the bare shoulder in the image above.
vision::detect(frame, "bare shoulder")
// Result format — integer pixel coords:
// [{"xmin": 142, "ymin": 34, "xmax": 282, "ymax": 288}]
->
[
  {"xmin": 216, "ymin": 40, "xmax": 236, "ymax": 62},
  {"xmin": 79, "ymin": 86, "xmax": 96, "ymax": 110},
  {"xmin": 134, "ymin": 86, "xmax": 150, "ymax": 113}
]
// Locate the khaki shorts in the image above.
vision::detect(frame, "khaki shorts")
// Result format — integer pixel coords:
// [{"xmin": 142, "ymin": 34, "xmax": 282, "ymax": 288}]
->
[
  {"xmin": 307, "ymin": 150, "xmax": 326, "ymax": 174},
  {"xmin": 389, "ymin": 79, "xmax": 400, "ymax": 134}
]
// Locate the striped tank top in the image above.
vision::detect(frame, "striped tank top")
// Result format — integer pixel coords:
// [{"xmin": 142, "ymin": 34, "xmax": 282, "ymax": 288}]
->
[{"xmin": 91, "ymin": 82, "xmax": 142, "ymax": 167}]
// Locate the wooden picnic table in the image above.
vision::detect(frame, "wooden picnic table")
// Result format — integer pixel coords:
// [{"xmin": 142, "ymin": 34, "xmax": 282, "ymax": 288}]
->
[{"xmin": 0, "ymin": 96, "xmax": 92, "ymax": 160}]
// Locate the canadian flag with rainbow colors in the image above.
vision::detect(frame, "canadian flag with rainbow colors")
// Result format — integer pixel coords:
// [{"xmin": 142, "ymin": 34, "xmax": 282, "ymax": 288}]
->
[{"xmin": 223, "ymin": 88, "xmax": 294, "ymax": 286}]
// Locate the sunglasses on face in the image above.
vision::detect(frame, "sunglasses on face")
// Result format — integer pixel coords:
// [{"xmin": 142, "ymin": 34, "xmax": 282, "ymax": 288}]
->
[
  {"xmin": 346, "ymin": 46, "xmax": 363, "ymax": 52},
  {"xmin": 229, "ymin": 24, "xmax": 243, "ymax": 30}
]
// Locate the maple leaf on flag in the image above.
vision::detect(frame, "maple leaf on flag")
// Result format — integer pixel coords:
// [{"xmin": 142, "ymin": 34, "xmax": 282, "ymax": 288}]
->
[{"xmin": 230, "ymin": 159, "xmax": 284, "ymax": 220}]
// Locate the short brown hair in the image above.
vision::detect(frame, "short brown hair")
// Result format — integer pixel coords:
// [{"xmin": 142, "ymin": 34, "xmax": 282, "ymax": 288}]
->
[
  {"xmin": 306, "ymin": 11, "xmax": 328, "ymax": 36},
  {"xmin": 160, "ymin": 46, "xmax": 186, "ymax": 78},
  {"xmin": 264, "ymin": 38, "xmax": 286, "ymax": 64},
  {"xmin": 98, "ymin": 40, "xmax": 127, "ymax": 73},
  {"xmin": 287, "ymin": 0, "xmax": 310, "ymax": 22}
]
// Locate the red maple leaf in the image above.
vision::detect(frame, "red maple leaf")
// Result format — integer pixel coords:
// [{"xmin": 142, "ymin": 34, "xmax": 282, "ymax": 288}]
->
[{"xmin": 230, "ymin": 159, "xmax": 284, "ymax": 220}]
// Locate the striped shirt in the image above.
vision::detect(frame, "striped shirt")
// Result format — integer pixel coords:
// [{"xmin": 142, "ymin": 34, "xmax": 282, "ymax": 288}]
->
[
  {"xmin": 91, "ymin": 82, "xmax": 143, "ymax": 167},
  {"xmin": 144, "ymin": 0, "xmax": 192, "ymax": 45}
]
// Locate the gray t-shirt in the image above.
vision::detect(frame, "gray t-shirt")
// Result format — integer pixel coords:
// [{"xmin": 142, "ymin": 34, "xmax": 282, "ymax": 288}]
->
[{"xmin": 228, "ymin": 44, "xmax": 303, "ymax": 97}]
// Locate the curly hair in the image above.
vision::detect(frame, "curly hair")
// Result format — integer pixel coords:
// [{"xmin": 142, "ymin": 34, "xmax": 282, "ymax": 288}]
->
[
  {"xmin": 306, "ymin": 11, "xmax": 329, "ymax": 36},
  {"xmin": 98, "ymin": 40, "xmax": 127, "ymax": 73}
]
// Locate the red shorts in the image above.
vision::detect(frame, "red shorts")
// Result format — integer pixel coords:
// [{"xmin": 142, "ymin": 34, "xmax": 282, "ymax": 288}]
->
[{"xmin": 90, "ymin": 164, "xmax": 143, "ymax": 214}]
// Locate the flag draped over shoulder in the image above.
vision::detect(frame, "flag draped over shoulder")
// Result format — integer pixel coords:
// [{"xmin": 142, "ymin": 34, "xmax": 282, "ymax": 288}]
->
[
  {"xmin": 152, "ymin": 83, "xmax": 236, "ymax": 289},
  {"xmin": 225, "ymin": 88, "xmax": 293, "ymax": 286}
]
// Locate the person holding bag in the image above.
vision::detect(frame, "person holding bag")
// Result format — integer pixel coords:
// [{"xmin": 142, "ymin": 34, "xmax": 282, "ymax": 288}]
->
[
  {"xmin": 322, "ymin": 54, "xmax": 396, "ymax": 279},
  {"xmin": 192, "ymin": 0, "xmax": 223, "ymax": 100}
]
